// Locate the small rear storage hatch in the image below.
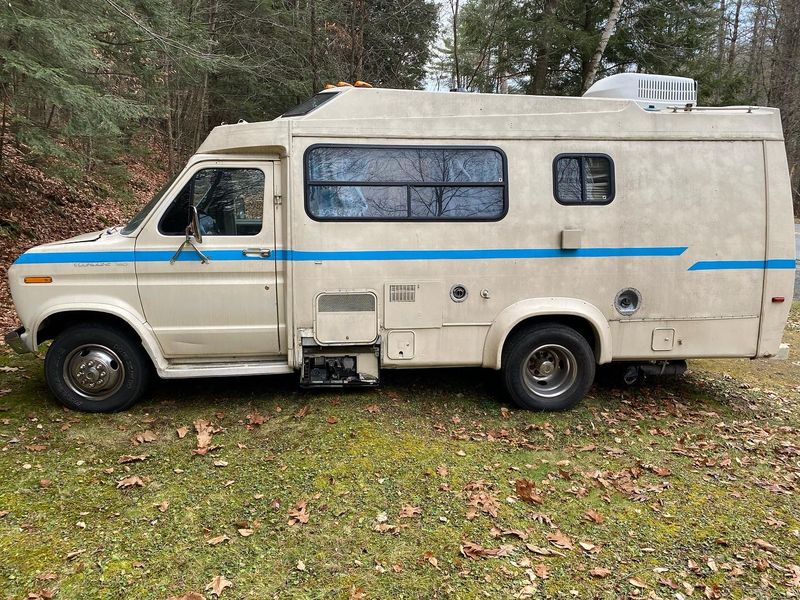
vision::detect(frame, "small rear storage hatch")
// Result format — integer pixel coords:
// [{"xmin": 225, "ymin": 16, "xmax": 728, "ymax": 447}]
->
[{"xmin": 314, "ymin": 292, "xmax": 378, "ymax": 345}]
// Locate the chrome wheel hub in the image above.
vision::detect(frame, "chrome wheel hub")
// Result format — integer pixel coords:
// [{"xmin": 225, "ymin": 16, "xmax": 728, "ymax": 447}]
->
[
  {"xmin": 63, "ymin": 344, "xmax": 124, "ymax": 401},
  {"xmin": 523, "ymin": 344, "xmax": 578, "ymax": 398}
]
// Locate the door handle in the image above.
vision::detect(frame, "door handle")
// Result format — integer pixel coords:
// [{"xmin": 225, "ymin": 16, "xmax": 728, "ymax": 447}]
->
[{"xmin": 242, "ymin": 247, "xmax": 271, "ymax": 258}]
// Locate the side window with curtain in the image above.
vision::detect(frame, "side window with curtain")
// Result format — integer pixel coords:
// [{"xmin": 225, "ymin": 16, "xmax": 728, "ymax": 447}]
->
[
  {"xmin": 553, "ymin": 154, "xmax": 614, "ymax": 205},
  {"xmin": 305, "ymin": 145, "xmax": 507, "ymax": 221},
  {"xmin": 159, "ymin": 168, "xmax": 265, "ymax": 236}
]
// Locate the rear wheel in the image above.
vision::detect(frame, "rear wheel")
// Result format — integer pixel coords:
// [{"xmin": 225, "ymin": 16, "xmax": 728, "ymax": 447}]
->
[
  {"xmin": 502, "ymin": 324, "xmax": 595, "ymax": 411},
  {"xmin": 45, "ymin": 323, "xmax": 151, "ymax": 412}
]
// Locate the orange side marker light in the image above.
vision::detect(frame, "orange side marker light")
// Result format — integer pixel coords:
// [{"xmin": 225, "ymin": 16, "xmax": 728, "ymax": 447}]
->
[{"xmin": 24, "ymin": 276, "xmax": 52, "ymax": 284}]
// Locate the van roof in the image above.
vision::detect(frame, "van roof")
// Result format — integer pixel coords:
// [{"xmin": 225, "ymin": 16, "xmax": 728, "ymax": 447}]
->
[{"xmin": 196, "ymin": 86, "xmax": 784, "ymax": 155}]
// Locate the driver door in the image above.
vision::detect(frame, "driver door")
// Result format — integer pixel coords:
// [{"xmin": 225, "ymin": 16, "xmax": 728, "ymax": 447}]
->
[{"xmin": 135, "ymin": 161, "xmax": 280, "ymax": 359}]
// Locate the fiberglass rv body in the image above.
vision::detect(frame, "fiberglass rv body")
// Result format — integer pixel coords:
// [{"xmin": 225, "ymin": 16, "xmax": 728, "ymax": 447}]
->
[{"xmin": 5, "ymin": 74, "xmax": 796, "ymax": 412}]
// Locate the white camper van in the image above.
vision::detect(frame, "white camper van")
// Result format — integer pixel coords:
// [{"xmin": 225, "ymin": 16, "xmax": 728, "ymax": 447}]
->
[{"xmin": 5, "ymin": 74, "xmax": 796, "ymax": 413}]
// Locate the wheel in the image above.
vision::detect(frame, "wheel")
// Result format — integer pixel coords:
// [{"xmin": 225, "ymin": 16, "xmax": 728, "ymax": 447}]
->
[
  {"xmin": 44, "ymin": 323, "xmax": 151, "ymax": 412},
  {"xmin": 502, "ymin": 324, "xmax": 595, "ymax": 411}
]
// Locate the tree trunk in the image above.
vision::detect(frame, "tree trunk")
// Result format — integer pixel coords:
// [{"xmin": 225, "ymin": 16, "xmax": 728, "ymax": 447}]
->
[
  {"xmin": 768, "ymin": 0, "xmax": 800, "ymax": 210},
  {"xmin": 451, "ymin": 0, "xmax": 460, "ymax": 89},
  {"xmin": 499, "ymin": 41, "xmax": 509, "ymax": 94},
  {"xmin": 309, "ymin": 0, "xmax": 319, "ymax": 92},
  {"xmin": 0, "ymin": 92, "xmax": 7, "ymax": 170},
  {"xmin": 530, "ymin": 0, "xmax": 558, "ymax": 95},
  {"xmin": 582, "ymin": 0, "xmax": 623, "ymax": 93},
  {"xmin": 727, "ymin": 0, "xmax": 742, "ymax": 65},
  {"xmin": 716, "ymin": 0, "xmax": 727, "ymax": 62}
]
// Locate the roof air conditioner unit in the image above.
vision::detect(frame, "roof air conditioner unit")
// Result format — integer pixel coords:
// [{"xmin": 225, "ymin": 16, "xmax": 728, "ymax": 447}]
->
[{"xmin": 583, "ymin": 73, "xmax": 697, "ymax": 110}]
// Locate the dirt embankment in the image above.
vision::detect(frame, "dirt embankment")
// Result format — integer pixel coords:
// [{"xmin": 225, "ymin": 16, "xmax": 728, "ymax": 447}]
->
[{"xmin": 0, "ymin": 137, "xmax": 167, "ymax": 333}]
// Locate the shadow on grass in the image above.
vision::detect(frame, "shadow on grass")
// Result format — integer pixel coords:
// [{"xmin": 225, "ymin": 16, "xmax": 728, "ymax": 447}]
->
[{"xmin": 138, "ymin": 364, "xmax": 745, "ymax": 417}]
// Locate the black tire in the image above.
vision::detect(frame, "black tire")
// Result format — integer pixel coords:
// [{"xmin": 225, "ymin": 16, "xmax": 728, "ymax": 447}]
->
[
  {"xmin": 502, "ymin": 324, "xmax": 595, "ymax": 411},
  {"xmin": 44, "ymin": 323, "xmax": 151, "ymax": 413}
]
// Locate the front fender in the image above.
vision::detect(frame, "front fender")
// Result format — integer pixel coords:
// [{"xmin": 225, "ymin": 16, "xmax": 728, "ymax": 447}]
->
[
  {"xmin": 482, "ymin": 298, "xmax": 613, "ymax": 369},
  {"xmin": 31, "ymin": 303, "xmax": 166, "ymax": 371}
]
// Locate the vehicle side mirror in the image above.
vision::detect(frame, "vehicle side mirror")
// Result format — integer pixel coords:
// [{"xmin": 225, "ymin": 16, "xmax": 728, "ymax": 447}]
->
[
  {"xmin": 171, "ymin": 205, "xmax": 210, "ymax": 264},
  {"xmin": 187, "ymin": 205, "xmax": 203, "ymax": 244}
]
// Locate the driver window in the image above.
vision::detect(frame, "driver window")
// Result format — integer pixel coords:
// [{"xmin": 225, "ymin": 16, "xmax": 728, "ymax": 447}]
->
[{"xmin": 159, "ymin": 168, "xmax": 265, "ymax": 236}]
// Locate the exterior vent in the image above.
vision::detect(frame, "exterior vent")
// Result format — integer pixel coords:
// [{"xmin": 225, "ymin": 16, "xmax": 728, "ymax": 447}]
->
[
  {"xmin": 389, "ymin": 284, "xmax": 416, "ymax": 303},
  {"xmin": 315, "ymin": 292, "xmax": 378, "ymax": 345},
  {"xmin": 318, "ymin": 293, "xmax": 375, "ymax": 313},
  {"xmin": 583, "ymin": 73, "xmax": 697, "ymax": 110}
]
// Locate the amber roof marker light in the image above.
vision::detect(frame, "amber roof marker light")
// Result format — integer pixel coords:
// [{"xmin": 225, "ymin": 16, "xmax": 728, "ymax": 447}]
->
[{"xmin": 321, "ymin": 81, "xmax": 373, "ymax": 91}]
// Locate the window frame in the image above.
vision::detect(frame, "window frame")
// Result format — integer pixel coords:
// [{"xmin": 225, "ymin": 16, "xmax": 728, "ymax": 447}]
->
[
  {"xmin": 157, "ymin": 166, "xmax": 267, "ymax": 237},
  {"xmin": 552, "ymin": 153, "xmax": 615, "ymax": 206},
  {"xmin": 303, "ymin": 143, "xmax": 509, "ymax": 222},
  {"xmin": 281, "ymin": 91, "xmax": 340, "ymax": 118}
]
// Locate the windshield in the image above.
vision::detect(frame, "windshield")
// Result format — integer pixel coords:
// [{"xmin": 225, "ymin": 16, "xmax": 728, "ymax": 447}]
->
[{"xmin": 121, "ymin": 174, "xmax": 179, "ymax": 235}]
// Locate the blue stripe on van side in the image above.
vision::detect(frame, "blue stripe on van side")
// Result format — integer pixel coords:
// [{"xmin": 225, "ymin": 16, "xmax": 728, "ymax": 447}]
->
[
  {"xmin": 280, "ymin": 247, "xmax": 688, "ymax": 261},
  {"xmin": 13, "ymin": 249, "xmax": 273, "ymax": 264},
  {"xmin": 14, "ymin": 246, "xmax": 689, "ymax": 265},
  {"xmin": 688, "ymin": 259, "xmax": 796, "ymax": 271}
]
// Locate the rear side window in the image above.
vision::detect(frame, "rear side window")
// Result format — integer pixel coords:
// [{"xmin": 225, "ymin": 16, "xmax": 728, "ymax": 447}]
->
[
  {"xmin": 305, "ymin": 145, "xmax": 507, "ymax": 221},
  {"xmin": 553, "ymin": 154, "xmax": 614, "ymax": 205},
  {"xmin": 281, "ymin": 92, "xmax": 340, "ymax": 117}
]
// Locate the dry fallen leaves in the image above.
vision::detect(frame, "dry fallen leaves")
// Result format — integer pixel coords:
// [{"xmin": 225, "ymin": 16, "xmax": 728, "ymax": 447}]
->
[
  {"xmin": 166, "ymin": 593, "xmax": 204, "ymax": 600},
  {"xmin": 349, "ymin": 586, "xmax": 366, "ymax": 600},
  {"xmin": 205, "ymin": 575, "xmax": 233, "ymax": 597},
  {"xmin": 526, "ymin": 544, "xmax": 562, "ymax": 557},
  {"xmin": 786, "ymin": 565, "xmax": 800, "ymax": 587},
  {"xmin": 754, "ymin": 538, "xmax": 778, "ymax": 552},
  {"xmin": 584, "ymin": 508, "xmax": 605, "ymax": 524},
  {"xmin": 295, "ymin": 405, "xmax": 310, "ymax": 419},
  {"xmin": 131, "ymin": 430, "xmax": 157, "ymax": 445},
  {"xmin": 118, "ymin": 454, "xmax": 147, "ymax": 464},
  {"xmin": 546, "ymin": 530, "xmax": 574, "ymax": 550},
  {"xmin": 365, "ymin": 404, "xmax": 380, "ymax": 414},
  {"xmin": 628, "ymin": 576, "xmax": 647, "ymax": 589},
  {"xmin": 192, "ymin": 419, "xmax": 217, "ymax": 455},
  {"xmin": 399, "ymin": 505, "xmax": 421, "ymax": 518},
  {"xmin": 460, "ymin": 541, "xmax": 497, "ymax": 559},
  {"xmin": 176, "ymin": 426, "xmax": 189, "ymax": 439},
  {"xmin": 237, "ymin": 528, "xmax": 254, "ymax": 537},
  {"xmin": 288, "ymin": 500, "xmax": 309, "ymax": 526},
  {"xmin": 116, "ymin": 476, "xmax": 144, "ymax": 489},
  {"xmin": 534, "ymin": 563, "xmax": 550, "ymax": 579},
  {"xmin": 206, "ymin": 534, "xmax": 230, "ymax": 546},
  {"xmin": 247, "ymin": 411, "xmax": 267, "ymax": 426},
  {"xmin": 590, "ymin": 567, "xmax": 612, "ymax": 578},
  {"xmin": 422, "ymin": 551, "xmax": 440, "ymax": 569},
  {"xmin": 515, "ymin": 479, "xmax": 544, "ymax": 505}
]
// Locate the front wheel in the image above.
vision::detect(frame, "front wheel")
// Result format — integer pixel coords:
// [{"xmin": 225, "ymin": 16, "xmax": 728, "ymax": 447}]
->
[
  {"xmin": 502, "ymin": 324, "xmax": 595, "ymax": 411},
  {"xmin": 45, "ymin": 323, "xmax": 151, "ymax": 412}
]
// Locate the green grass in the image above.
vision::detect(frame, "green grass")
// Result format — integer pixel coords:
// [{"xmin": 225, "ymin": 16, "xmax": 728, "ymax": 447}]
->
[{"xmin": 1, "ymin": 305, "xmax": 799, "ymax": 599}]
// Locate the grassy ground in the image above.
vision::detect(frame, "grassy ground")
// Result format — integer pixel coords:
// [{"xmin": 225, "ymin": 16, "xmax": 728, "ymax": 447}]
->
[{"xmin": 1, "ymin": 306, "xmax": 799, "ymax": 599}]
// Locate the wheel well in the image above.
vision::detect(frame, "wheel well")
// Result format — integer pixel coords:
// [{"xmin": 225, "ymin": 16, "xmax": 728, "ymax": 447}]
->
[
  {"xmin": 37, "ymin": 311, "xmax": 143, "ymax": 346},
  {"xmin": 502, "ymin": 315, "xmax": 601, "ymax": 363}
]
